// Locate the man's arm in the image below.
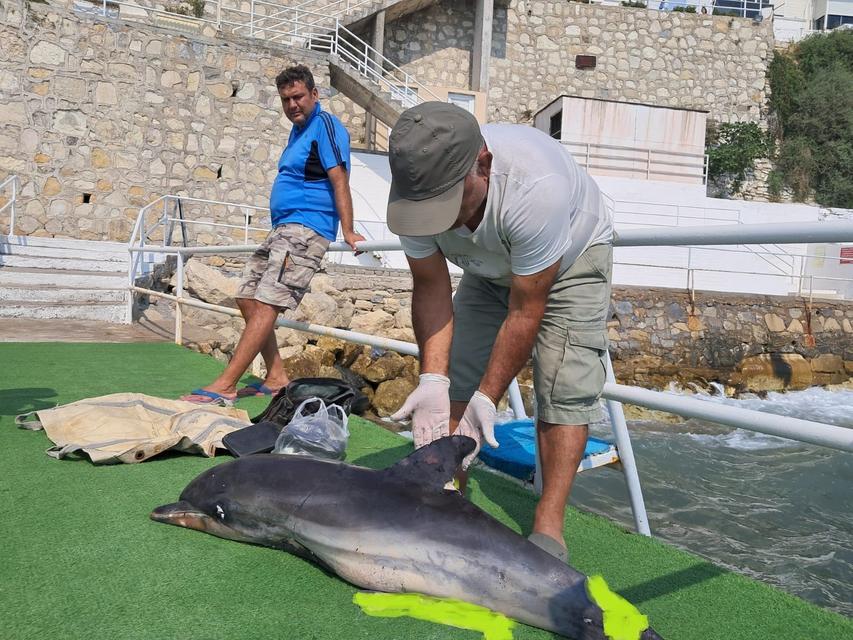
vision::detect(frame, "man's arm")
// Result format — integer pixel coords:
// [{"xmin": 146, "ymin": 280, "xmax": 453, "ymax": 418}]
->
[
  {"xmin": 478, "ymin": 260, "xmax": 561, "ymax": 404},
  {"xmin": 407, "ymin": 251, "xmax": 453, "ymax": 374},
  {"xmin": 326, "ymin": 165, "xmax": 365, "ymax": 251}
]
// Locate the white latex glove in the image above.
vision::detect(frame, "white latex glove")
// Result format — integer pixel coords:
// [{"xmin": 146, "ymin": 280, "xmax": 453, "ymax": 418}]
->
[
  {"xmin": 456, "ymin": 390, "xmax": 500, "ymax": 470},
  {"xmin": 390, "ymin": 373, "xmax": 451, "ymax": 449}
]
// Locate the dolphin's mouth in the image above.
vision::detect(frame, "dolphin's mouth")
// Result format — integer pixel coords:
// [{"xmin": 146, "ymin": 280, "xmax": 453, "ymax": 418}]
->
[{"xmin": 151, "ymin": 500, "xmax": 254, "ymax": 543}]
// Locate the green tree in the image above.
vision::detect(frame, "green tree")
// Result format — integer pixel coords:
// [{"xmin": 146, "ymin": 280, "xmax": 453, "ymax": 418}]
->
[
  {"xmin": 795, "ymin": 29, "xmax": 853, "ymax": 77},
  {"xmin": 766, "ymin": 51, "xmax": 804, "ymax": 133},
  {"xmin": 784, "ymin": 65, "xmax": 853, "ymax": 207},
  {"xmin": 766, "ymin": 31, "xmax": 853, "ymax": 208}
]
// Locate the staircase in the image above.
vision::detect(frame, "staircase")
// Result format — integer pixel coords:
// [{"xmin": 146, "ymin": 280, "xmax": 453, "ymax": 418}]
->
[{"xmin": 0, "ymin": 235, "xmax": 161, "ymax": 324}]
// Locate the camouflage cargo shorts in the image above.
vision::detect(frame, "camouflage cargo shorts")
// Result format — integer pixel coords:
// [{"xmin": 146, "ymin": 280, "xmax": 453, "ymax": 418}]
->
[{"xmin": 235, "ymin": 223, "xmax": 330, "ymax": 310}]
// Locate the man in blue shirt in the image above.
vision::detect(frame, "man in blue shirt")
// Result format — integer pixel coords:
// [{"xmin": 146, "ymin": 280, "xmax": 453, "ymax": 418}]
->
[{"xmin": 183, "ymin": 65, "xmax": 363, "ymax": 405}]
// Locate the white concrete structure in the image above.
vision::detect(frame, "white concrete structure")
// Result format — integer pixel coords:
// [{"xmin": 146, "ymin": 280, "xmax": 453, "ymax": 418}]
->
[
  {"xmin": 534, "ymin": 96, "xmax": 708, "ymax": 185},
  {"xmin": 342, "ymin": 152, "xmax": 853, "ymax": 299}
]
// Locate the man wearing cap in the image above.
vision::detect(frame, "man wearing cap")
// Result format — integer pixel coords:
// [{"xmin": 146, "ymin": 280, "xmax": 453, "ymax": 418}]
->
[{"xmin": 388, "ymin": 102, "xmax": 613, "ymax": 561}]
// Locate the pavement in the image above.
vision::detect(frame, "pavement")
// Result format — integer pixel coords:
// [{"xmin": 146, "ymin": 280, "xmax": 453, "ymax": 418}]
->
[{"xmin": 0, "ymin": 316, "xmax": 172, "ymax": 343}]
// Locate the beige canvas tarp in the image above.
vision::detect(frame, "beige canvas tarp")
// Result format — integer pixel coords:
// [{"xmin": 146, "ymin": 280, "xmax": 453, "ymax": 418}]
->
[{"xmin": 16, "ymin": 393, "xmax": 250, "ymax": 464}]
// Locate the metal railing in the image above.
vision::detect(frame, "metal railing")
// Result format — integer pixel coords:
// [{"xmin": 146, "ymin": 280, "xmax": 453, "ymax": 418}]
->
[
  {"xmin": 128, "ymin": 197, "xmax": 853, "ymax": 535},
  {"xmin": 607, "ymin": 196, "xmax": 805, "ymax": 284},
  {"xmin": 93, "ymin": 0, "xmax": 440, "ymax": 110},
  {"xmin": 0, "ymin": 175, "xmax": 20, "ymax": 237},
  {"xmin": 603, "ymin": 0, "xmax": 773, "ymax": 18},
  {"xmin": 563, "ymin": 141, "xmax": 709, "ymax": 185}
]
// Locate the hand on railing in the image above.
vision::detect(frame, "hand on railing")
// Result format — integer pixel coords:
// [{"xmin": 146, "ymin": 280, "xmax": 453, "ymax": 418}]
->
[{"xmin": 343, "ymin": 229, "xmax": 367, "ymax": 255}]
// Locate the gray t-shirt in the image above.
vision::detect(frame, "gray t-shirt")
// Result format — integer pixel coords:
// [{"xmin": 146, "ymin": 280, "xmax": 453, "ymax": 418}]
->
[{"xmin": 400, "ymin": 124, "xmax": 613, "ymax": 286}]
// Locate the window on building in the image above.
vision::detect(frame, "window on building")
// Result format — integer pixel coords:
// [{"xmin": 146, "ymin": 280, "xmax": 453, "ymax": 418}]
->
[
  {"xmin": 447, "ymin": 92, "xmax": 476, "ymax": 114},
  {"xmin": 549, "ymin": 111, "xmax": 562, "ymax": 140},
  {"xmin": 826, "ymin": 14, "xmax": 853, "ymax": 29}
]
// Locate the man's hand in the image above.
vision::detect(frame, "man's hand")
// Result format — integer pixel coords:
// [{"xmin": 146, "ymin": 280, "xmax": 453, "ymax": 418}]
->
[
  {"xmin": 390, "ymin": 373, "xmax": 451, "ymax": 448},
  {"xmin": 343, "ymin": 230, "xmax": 366, "ymax": 255},
  {"xmin": 456, "ymin": 390, "xmax": 500, "ymax": 470}
]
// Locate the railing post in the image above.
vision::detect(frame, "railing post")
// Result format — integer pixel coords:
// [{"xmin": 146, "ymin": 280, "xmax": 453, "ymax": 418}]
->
[
  {"xmin": 604, "ymin": 353, "xmax": 651, "ymax": 536},
  {"xmin": 646, "ymin": 148, "xmax": 652, "ymax": 179},
  {"xmin": 244, "ymin": 208, "xmax": 250, "ymax": 244},
  {"xmin": 585, "ymin": 143, "xmax": 590, "ymax": 169},
  {"xmin": 216, "ymin": 0, "xmax": 221, "ymax": 28},
  {"xmin": 9, "ymin": 176, "xmax": 17, "ymax": 236},
  {"xmin": 250, "ymin": 0, "xmax": 255, "ymax": 37},
  {"xmin": 175, "ymin": 252, "xmax": 185, "ymax": 346},
  {"xmin": 102, "ymin": 0, "xmax": 107, "ymax": 17},
  {"xmin": 507, "ymin": 378, "xmax": 527, "ymax": 420}
]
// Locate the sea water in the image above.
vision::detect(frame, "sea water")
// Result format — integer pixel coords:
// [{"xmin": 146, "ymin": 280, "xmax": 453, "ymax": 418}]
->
[{"xmin": 571, "ymin": 387, "xmax": 853, "ymax": 616}]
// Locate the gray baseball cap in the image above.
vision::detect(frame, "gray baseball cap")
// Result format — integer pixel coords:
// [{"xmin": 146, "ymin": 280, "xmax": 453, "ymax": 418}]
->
[{"xmin": 387, "ymin": 102, "xmax": 484, "ymax": 236}]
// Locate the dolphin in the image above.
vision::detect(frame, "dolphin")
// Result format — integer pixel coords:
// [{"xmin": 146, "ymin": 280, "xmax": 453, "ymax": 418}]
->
[{"xmin": 152, "ymin": 436, "xmax": 662, "ymax": 639}]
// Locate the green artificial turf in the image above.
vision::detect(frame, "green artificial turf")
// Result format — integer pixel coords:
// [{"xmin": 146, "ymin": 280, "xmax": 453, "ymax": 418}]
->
[{"xmin": 0, "ymin": 343, "xmax": 850, "ymax": 640}]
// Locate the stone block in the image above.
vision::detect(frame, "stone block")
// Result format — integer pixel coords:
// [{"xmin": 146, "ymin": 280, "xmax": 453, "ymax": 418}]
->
[
  {"xmin": 91, "ymin": 148, "xmax": 110, "ymax": 168},
  {"xmin": 95, "ymin": 82, "xmax": 117, "ymax": 105},
  {"xmin": 54, "ymin": 76, "xmax": 87, "ymax": 100},
  {"xmin": 2, "ymin": 102, "xmax": 27, "ymax": 125},
  {"xmin": 30, "ymin": 41, "xmax": 66, "ymax": 66},
  {"xmin": 810, "ymin": 354, "xmax": 843, "ymax": 374},
  {"xmin": 373, "ymin": 377, "xmax": 417, "ymax": 417},
  {"xmin": 42, "ymin": 176, "xmax": 61, "ymax": 196},
  {"xmin": 735, "ymin": 353, "xmax": 813, "ymax": 392},
  {"xmin": 764, "ymin": 313, "xmax": 785, "ymax": 332}
]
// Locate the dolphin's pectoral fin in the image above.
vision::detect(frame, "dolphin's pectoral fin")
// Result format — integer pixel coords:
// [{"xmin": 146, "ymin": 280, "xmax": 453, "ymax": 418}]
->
[
  {"xmin": 150, "ymin": 500, "xmax": 254, "ymax": 543},
  {"xmin": 382, "ymin": 436, "xmax": 476, "ymax": 491}
]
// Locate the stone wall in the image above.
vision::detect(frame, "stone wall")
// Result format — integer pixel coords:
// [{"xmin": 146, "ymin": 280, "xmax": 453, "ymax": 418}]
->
[
  {"xmin": 383, "ymin": 0, "xmax": 773, "ymax": 124},
  {"xmin": 0, "ymin": 0, "xmax": 365, "ymax": 239},
  {"xmin": 167, "ymin": 260, "xmax": 852, "ymax": 416}
]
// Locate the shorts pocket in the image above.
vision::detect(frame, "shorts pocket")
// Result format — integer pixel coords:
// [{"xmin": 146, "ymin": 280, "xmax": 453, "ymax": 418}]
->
[
  {"xmin": 278, "ymin": 252, "xmax": 320, "ymax": 290},
  {"xmin": 547, "ymin": 327, "xmax": 608, "ymax": 408}
]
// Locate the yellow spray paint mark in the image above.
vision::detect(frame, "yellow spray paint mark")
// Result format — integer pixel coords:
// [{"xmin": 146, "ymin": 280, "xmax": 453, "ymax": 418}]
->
[
  {"xmin": 353, "ymin": 592, "xmax": 516, "ymax": 640},
  {"xmin": 586, "ymin": 574, "xmax": 649, "ymax": 640}
]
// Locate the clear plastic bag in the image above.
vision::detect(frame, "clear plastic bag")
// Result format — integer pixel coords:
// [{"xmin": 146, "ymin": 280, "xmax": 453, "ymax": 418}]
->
[{"xmin": 273, "ymin": 397, "xmax": 349, "ymax": 460}]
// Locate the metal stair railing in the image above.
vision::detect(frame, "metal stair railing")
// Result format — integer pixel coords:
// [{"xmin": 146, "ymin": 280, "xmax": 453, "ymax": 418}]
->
[
  {"xmin": 237, "ymin": 0, "xmax": 378, "ymax": 39},
  {"xmin": 0, "ymin": 175, "xmax": 20, "ymax": 237}
]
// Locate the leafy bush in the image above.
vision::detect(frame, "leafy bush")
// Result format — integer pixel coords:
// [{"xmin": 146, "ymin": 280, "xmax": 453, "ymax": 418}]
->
[
  {"xmin": 707, "ymin": 122, "xmax": 770, "ymax": 192},
  {"xmin": 766, "ymin": 31, "xmax": 853, "ymax": 208},
  {"xmin": 776, "ymin": 137, "xmax": 813, "ymax": 201},
  {"xmin": 620, "ymin": 1, "xmax": 647, "ymax": 7},
  {"xmin": 766, "ymin": 50, "xmax": 804, "ymax": 133},
  {"xmin": 766, "ymin": 170, "xmax": 784, "ymax": 202},
  {"xmin": 795, "ymin": 29, "xmax": 853, "ymax": 77},
  {"xmin": 672, "ymin": 5, "xmax": 697, "ymax": 12}
]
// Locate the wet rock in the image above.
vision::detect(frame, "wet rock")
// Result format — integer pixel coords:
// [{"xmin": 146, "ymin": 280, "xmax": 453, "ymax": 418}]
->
[{"xmin": 373, "ymin": 377, "xmax": 417, "ymax": 417}]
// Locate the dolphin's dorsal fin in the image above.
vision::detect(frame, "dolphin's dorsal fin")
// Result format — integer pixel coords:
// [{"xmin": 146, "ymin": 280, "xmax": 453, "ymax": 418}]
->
[{"xmin": 383, "ymin": 436, "xmax": 476, "ymax": 490}]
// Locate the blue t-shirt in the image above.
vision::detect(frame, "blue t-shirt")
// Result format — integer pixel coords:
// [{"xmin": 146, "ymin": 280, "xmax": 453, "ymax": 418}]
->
[{"xmin": 269, "ymin": 102, "xmax": 351, "ymax": 241}]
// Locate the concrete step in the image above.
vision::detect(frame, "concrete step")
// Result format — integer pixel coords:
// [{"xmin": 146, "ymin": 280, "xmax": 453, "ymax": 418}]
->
[
  {"xmin": 0, "ymin": 243, "xmax": 130, "ymax": 263},
  {"xmin": 0, "ymin": 267, "xmax": 128, "ymax": 289},
  {"xmin": 0, "ymin": 234, "xmax": 129, "ymax": 253},
  {"xmin": 0, "ymin": 286, "xmax": 127, "ymax": 304},
  {"xmin": 0, "ymin": 254, "xmax": 130, "ymax": 272},
  {"xmin": 0, "ymin": 301, "xmax": 128, "ymax": 323}
]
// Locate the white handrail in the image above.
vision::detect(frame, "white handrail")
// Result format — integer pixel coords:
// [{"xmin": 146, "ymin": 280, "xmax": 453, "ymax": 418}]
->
[
  {"xmin": 128, "ymin": 234, "xmax": 853, "ymax": 456},
  {"xmin": 0, "ymin": 175, "xmax": 21, "ymax": 236}
]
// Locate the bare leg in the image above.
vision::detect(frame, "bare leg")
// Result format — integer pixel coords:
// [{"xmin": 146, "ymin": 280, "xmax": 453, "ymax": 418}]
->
[
  {"xmin": 532, "ymin": 421, "xmax": 588, "ymax": 549},
  {"xmin": 200, "ymin": 299, "xmax": 282, "ymax": 396},
  {"xmin": 243, "ymin": 299, "xmax": 289, "ymax": 390}
]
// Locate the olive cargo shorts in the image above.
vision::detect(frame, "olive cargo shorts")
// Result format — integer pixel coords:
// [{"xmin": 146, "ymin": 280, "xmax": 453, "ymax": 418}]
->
[
  {"xmin": 235, "ymin": 223, "xmax": 329, "ymax": 310},
  {"xmin": 449, "ymin": 243, "xmax": 613, "ymax": 425}
]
